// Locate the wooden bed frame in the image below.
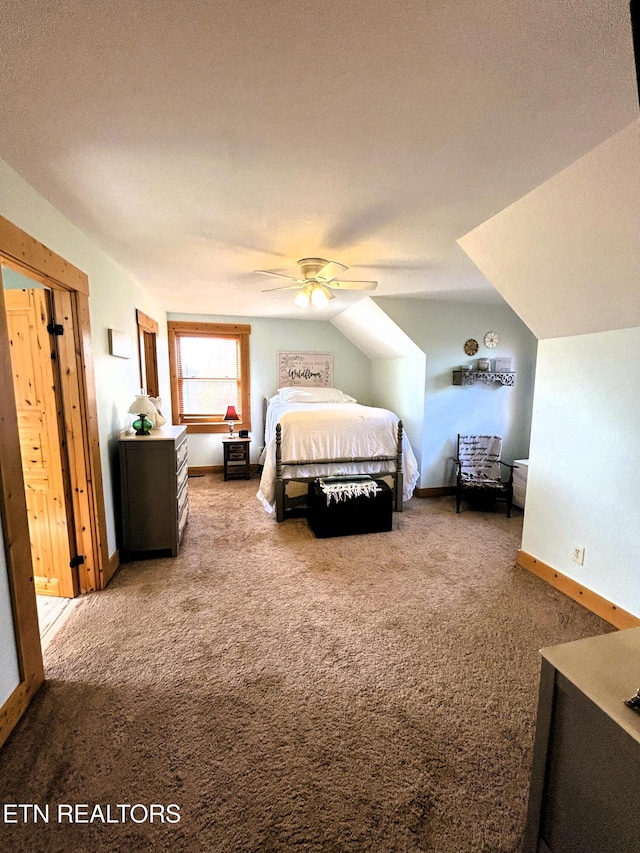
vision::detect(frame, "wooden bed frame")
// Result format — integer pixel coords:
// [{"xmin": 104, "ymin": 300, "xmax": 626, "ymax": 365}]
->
[{"xmin": 272, "ymin": 420, "xmax": 405, "ymax": 522}]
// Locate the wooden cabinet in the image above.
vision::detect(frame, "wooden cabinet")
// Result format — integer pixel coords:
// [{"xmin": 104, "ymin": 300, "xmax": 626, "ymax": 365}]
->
[
  {"xmin": 524, "ymin": 627, "xmax": 640, "ymax": 853},
  {"xmin": 222, "ymin": 436, "xmax": 251, "ymax": 480},
  {"xmin": 119, "ymin": 425, "xmax": 189, "ymax": 560}
]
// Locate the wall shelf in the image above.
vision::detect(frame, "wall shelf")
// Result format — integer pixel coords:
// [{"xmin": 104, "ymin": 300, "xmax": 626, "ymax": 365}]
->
[{"xmin": 452, "ymin": 370, "xmax": 516, "ymax": 387}]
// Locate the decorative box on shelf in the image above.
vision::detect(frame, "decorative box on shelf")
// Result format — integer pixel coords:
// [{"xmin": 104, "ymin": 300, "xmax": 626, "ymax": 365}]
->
[
  {"xmin": 493, "ymin": 356, "xmax": 512, "ymax": 372},
  {"xmin": 452, "ymin": 370, "xmax": 516, "ymax": 386}
]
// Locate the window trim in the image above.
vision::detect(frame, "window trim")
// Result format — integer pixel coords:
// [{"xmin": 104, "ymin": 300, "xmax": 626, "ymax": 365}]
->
[{"xmin": 168, "ymin": 321, "xmax": 251, "ymax": 434}]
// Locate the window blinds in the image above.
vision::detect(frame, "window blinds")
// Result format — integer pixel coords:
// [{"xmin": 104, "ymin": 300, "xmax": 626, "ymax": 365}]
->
[{"xmin": 176, "ymin": 335, "xmax": 241, "ymax": 420}]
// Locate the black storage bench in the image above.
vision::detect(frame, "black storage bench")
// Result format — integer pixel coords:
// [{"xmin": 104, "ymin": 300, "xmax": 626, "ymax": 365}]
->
[{"xmin": 307, "ymin": 477, "xmax": 393, "ymax": 538}]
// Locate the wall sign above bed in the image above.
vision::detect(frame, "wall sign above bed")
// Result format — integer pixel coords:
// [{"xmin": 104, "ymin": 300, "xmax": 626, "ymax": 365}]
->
[{"xmin": 277, "ymin": 351, "xmax": 333, "ymax": 387}]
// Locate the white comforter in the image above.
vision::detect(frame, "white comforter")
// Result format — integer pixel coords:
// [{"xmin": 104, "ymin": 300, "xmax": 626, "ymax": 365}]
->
[{"xmin": 257, "ymin": 400, "xmax": 418, "ymax": 512}]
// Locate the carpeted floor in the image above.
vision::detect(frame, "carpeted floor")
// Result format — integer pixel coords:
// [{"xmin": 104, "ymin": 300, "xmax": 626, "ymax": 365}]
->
[{"xmin": 0, "ymin": 475, "xmax": 610, "ymax": 852}]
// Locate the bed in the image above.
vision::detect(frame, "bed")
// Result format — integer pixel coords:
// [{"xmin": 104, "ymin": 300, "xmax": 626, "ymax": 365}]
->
[{"xmin": 256, "ymin": 387, "xmax": 419, "ymax": 521}]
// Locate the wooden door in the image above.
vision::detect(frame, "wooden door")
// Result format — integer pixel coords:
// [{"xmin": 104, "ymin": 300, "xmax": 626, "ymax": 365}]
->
[{"xmin": 5, "ymin": 288, "xmax": 77, "ymax": 598}]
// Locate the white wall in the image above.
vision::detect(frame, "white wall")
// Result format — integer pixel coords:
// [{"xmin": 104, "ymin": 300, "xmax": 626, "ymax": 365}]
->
[
  {"xmin": 0, "ymin": 521, "xmax": 20, "ymax": 707},
  {"xmin": 0, "ymin": 158, "xmax": 168, "ymax": 556},
  {"xmin": 168, "ymin": 312, "xmax": 372, "ymax": 466},
  {"xmin": 330, "ymin": 298, "xmax": 426, "ymax": 473},
  {"xmin": 373, "ymin": 297, "xmax": 538, "ymax": 487},
  {"xmin": 522, "ymin": 327, "xmax": 640, "ymax": 616},
  {"xmin": 458, "ymin": 119, "xmax": 640, "ymax": 340},
  {"xmin": 369, "ymin": 355, "xmax": 426, "ymax": 474}
]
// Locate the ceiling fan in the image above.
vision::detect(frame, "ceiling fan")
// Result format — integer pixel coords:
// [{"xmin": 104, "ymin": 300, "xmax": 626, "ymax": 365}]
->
[{"xmin": 255, "ymin": 258, "xmax": 377, "ymax": 310}]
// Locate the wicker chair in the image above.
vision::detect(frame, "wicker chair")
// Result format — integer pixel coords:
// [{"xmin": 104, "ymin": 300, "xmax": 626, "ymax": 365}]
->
[{"xmin": 453, "ymin": 434, "xmax": 516, "ymax": 517}]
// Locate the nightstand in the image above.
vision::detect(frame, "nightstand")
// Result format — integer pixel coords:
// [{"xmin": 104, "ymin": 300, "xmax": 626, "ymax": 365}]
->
[{"xmin": 222, "ymin": 436, "xmax": 251, "ymax": 480}]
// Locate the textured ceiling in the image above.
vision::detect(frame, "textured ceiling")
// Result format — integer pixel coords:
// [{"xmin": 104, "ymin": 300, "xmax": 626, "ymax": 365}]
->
[{"xmin": 0, "ymin": 0, "xmax": 637, "ymax": 319}]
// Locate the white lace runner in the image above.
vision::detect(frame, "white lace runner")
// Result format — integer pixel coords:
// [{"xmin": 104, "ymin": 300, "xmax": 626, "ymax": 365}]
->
[{"xmin": 318, "ymin": 477, "xmax": 381, "ymax": 506}]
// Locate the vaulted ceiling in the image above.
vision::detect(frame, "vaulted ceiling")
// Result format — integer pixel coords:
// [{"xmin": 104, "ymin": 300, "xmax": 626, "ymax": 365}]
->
[
  {"xmin": 0, "ymin": 0, "xmax": 637, "ymax": 319},
  {"xmin": 460, "ymin": 118, "xmax": 640, "ymax": 339}
]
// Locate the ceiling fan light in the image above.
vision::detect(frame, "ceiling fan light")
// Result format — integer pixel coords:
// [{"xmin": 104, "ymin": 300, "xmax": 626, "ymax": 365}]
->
[
  {"xmin": 311, "ymin": 284, "xmax": 332, "ymax": 310},
  {"xmin": 293, "ymin": 286, "xmax": 311, "ymax": 309}
]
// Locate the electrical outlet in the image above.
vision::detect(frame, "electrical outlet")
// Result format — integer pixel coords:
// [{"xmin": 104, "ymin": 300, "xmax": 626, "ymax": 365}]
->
[{"xmin": 572, "ymin": 546, "xmax": 585, "ymax": 565}]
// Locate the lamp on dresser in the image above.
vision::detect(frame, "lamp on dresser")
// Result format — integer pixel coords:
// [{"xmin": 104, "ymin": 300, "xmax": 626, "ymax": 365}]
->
[{"xmin": 128, "ymin": 392, "xmax": 157, "ymax": 436}]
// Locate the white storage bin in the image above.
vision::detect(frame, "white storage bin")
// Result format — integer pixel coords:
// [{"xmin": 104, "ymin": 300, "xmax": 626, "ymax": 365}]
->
[{"xmin": 513, "ymin": 459, "xmax": 529, "ymax": 509}]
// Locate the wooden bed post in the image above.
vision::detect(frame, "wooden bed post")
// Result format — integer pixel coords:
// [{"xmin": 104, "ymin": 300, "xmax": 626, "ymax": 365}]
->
[
  {"xmin": 395, "ymin": 420, "xmax": 404, "ymax": 512},
  {"xmin": 275, "ymin": 423, "xmax": 285, "ymax": 522}
]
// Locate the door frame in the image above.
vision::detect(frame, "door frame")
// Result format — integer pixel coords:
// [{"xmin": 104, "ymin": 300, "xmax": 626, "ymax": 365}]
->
[{"xmin": 0, "ymin": 215, "xmax": 110, "ymax": 748}]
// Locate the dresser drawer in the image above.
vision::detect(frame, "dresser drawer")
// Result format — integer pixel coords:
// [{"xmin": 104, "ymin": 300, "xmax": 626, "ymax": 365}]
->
[
  {"xmin": 177, "ymin": 457, "xmax": 188, "ymax": 492},
  {"xmin": 178, "ymin": 493, "xmax": 189, "ymax": 539},
  {"xmin": 176, "ymin": 438, "xmax": 188, "ymax": 471},
  {"xmin": 177, "ymin": 477, "xmax": 189, "ymax": 515},
  {"xmin": 226, "ymin": 442, "xmax": 245, "ymax": 456}
]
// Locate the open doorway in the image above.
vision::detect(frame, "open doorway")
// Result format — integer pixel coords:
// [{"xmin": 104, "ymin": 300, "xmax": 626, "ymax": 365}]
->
[
  {"xmin": 3, "ymin": 267, "xmax": 80, "ymax": 644},
  {"xmin": 0, "ymin": 257, "xmax": 109, "ymax": 594},
  {"xmin": 0, "ymin": 226, "xmax": 110, "ymax": 635},
  {"xmin": 0, "ymin": 215, "xmax": 109, "ymax": 748}
]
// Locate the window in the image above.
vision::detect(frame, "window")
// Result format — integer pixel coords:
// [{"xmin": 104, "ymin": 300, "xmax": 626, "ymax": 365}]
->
[{"xmin": 168, "ymin": 322, "xmax": 251, "ymax": 433}]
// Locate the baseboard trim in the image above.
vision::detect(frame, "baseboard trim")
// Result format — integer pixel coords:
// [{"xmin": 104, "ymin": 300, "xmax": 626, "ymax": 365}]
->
[
  {"xmin": 188, "ymin": 465, "xmax": 260, "ymax": 477},
  {"xmin": 516, "ymin": 550, "xmax": 640, "ymax": 630},
  {"xmin": 189, "ymin": 465, "xmax": 220, "ymax": 475},
  {"xmin": 186, "ymin": 473, "xmax": 452, "ymax": 496},
  {"xmin": 414, "ymin": 486, "xmax": 456, "ymax": 499}
]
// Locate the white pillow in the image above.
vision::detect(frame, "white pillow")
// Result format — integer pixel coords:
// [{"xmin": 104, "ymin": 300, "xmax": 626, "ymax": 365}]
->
[{"xmin": 278, "ymin": 386, "xmax": 356, "ymax": 403}]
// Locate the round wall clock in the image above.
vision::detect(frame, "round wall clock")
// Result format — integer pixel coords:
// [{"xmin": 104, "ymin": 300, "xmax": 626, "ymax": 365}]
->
[
  {"xmin": 463, "ymin": 338, "xmax": 479, "ymax": 356},
  {"xmin": 484, "ymin": 331, "xmax": 499, "ymax": 349}
]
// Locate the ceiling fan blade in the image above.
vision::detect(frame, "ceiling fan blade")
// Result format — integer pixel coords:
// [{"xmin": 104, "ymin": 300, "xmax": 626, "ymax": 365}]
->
[
  {"xmin": 314, "ymin": 261, "xmax": 349, "ymax": 283},
  {"xmin": 261, "ymin": 283, "xmax": 304, "ymax": 293},
  {"xmin": 255, "ymin": 270, "xmax": 302, "ymax": 282},
  {"xmin": 328, "ymin": 280, "xmax": 378, "ymax": 291}
]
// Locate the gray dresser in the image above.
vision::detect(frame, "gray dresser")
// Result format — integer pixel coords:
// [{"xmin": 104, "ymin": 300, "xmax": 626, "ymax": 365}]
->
[
  {"xmin": 119, "ymin": 425, "xmax": 189, "ymax": 561},
  {"xmin": 524, "ymin": 627, "xmax": 640, "ymax": 853}
]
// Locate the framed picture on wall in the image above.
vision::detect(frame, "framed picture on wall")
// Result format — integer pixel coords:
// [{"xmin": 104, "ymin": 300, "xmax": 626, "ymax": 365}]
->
[{"xmin": 277, "ymin": 352, "xmax": 334, "ymax": 387}]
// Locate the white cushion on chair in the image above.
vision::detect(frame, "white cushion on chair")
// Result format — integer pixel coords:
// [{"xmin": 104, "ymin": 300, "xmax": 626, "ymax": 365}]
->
[{"xmin": 458, "ymin": 435, "xmax": 502, "ymax": 481}]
